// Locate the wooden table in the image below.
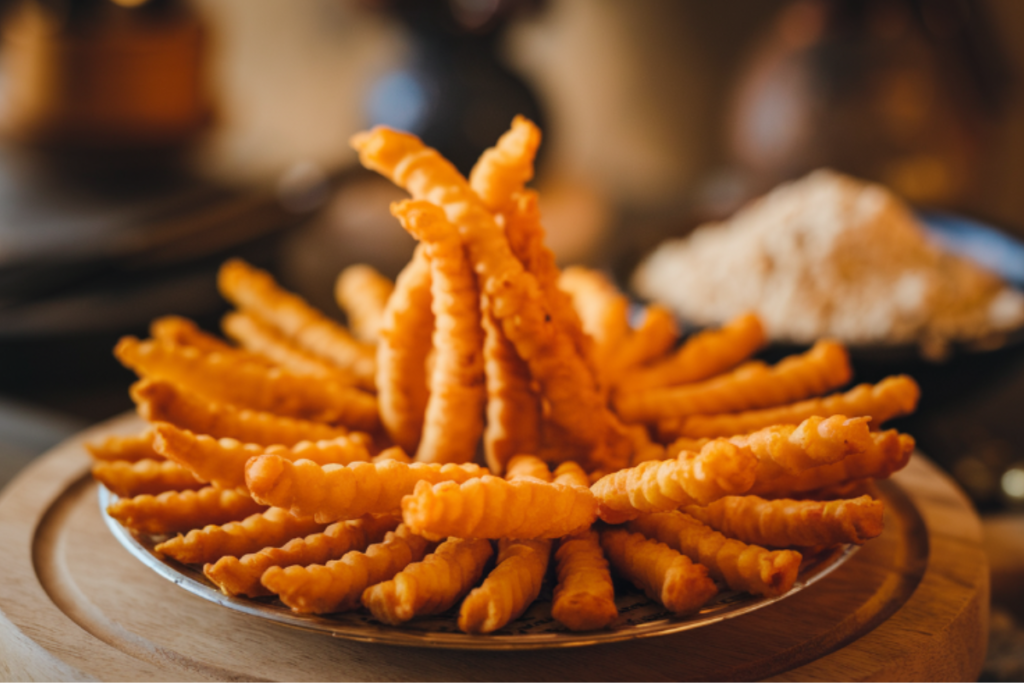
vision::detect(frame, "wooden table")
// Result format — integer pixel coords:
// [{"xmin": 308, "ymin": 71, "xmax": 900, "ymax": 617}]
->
[{"xmin": 0, "ymin": 414, "xmax": 989, "ymax": 681}]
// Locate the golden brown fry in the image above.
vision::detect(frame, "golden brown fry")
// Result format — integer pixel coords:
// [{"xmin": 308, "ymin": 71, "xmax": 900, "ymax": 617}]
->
[
  {"xmin": 558, "ymin": 266, "xmax": 631, "ymax": 381},
  {"xmin": 86, "ymin": 427, "xmax": 163, "ymax": 462},
  {"xmin": 155, "ymin": 507, "xmax": 327, "ymax": 565},
  {"xmin": 659, "ymin": 375, "xmax": 921, "ymax": 440},
  {"xmin": 617, "ymin": 312, "xmax": 767, "ymax": 394},
  {"xmin": 204, "ymin": 515, "xmax": 398, "ymax": 597},
  {"xmin": 151, "ymin": 316, "xmax": 237, "ymax": 355},
  {"xmin": 131, "ymin": 379, "xmax": 350, "ymax": 447},
  {"xmin": 392, "ymin": 200, "xmax": 486, "ymax": 464},
  {"xmin": 106, "ymin": 486, "xmax": 266, "ymax": 535},
  {"xmin": 92, "ymin": 458, "xmax": 204, "ymax": 497},
  {"xmin": 401, "ymin": 475, "xmax": 597, "ymax": 541},
  {"xmin": 116, "ymin": 337, "xmax": 380, "ymax": 431},
  {"xmin": 152, "ymin": 422, "xmax": 372, "ymax": 490},
  {"xmin": 552, "ymin": 460, "xmax": 590, "ymax": 489},
  {"xmin": 611, "ymin": 304, "xmax": 679, "ymax": 382},
  {"xmin": 334, "ymin": 264, "xmax": 394, "ymax": 344},
  {"xmin": 262, "ymin": 524, "xmax": 431, "ymax": 614},
  {"xmin": 372, "ymin": 446, "xmax": 412, "ymax": 463},
  {"xmin": 362, "ymin": 537, "xmax": 493, "ymax": 624},
  {"xmin": 218, "ymin": 258, "xmax": 376, "ymax": 383},
  {"xmin": 504, "ymin": 454, "xmax": 552, "ymax": 482},
  {"xmin": 684, "ymin": 494, "xmax": 885, "ymax": 548},
  {"xmin": 600, "ymin": 528, "xmax": 716, "ymax": 615},
  {"xmin": 376, "ymin": 244, "xmax": 434, "ymax": 453},
  {"xmin": 628, "ymin": 511, "xmax": 802, "ymax": 597},
  {"xmin": 551, "ymin": 530, "xmax": 618, "ymax": 631},
  {"xmin": 468, "ymin": 114, "xmax": 541, "ymax": 212},
  {"xmin": 245, "ymin": 455, "xmax": 487, "ymax": 523},
  {"xmin": 459, "ymin": 536, "xmax": 550, "ymax": 634},
  {"xmin": 615, "ymin": 340, "xmax": 852, "ymax": 424}
]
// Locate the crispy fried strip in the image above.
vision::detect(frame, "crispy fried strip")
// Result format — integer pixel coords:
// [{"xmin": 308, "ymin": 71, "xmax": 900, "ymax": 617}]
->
[
  {"xmin": 558, "ymin": 266, "xmax": 630, "ymax": 389},
  {"xmin": 615, "ymin": 340, "xmax": 851, "ymax": 424},
  {"xmin": 504, "ymin": 454, "xmax": 552, "ymax": 482},
  {"xmin": 117, "ymin": 337, "xmax": 379, "ymax": 431},
  {"xmin": 106, "ymin": 486, "xmax": 266, "ymax": 535},
  {"xmin": 92, "ymin": 458, "xmax": 203, "ymax": 498},
  {"xmin": 153, "ymin": 422, "xmax": 371, "ymax": 490},
  {"xmin": 659, "ymin": 375, "xmax": 921, "ymax": 440},
  {"xmin": 245, "ymin": 456, "xmax": 487, "ymax": 523},
  {"xmin": 628, "ymin": 511, "xmax": 802, "ymax": 597},
  {"xmin": 551, "ymin": 530, "xmax": 618, "ymax": 631},
  {"xmin": 131, "ymin": 379, "xmax": 349, "ymax": 447},
  {"xmin": 362, "ymin": 537, "xmax": 493, "ymax": 624},
  {"xmin": 468, "ymin": 114, "xmax": 541, "ymax": 212},
  {"xmin": 262, "ymin": 524, "xmax": 431, "ymax": 614},
  {"xmin": 334, "ymin": 264, "xmax": 394, "ymax": 345},
  {"xmin": 86, "ymin": 427, "xmax": 163, "ymax": 462},
  {"xmin": 401, "ymin": 475, "xmax": 597, "ymax": 541},
  {"xmin": 684, "ymin": 494, "xmax": 884, "ymax": 548},
  {"xmin": 218, "ymin": 259, "xmax": 376, "ymax": 383},
  {"xmin": 376, "ymin": 244, "xmax": 434, "ymax": 453},
  {"xmin": 611, "ymin": 305, "xmax": 679, "ymax": 383},
  {"xmin": 600, "ymin": 528, "xmax": 717, "ymax": 615},
  {"xmin": 393, "ymin": 200, "xmax": 486, "ymax": 464},
  {"xmin": 155, "ymin": 507, "xmax": 327, "ymax": 565},
  {"xmin": 151, "ymin": 316, "xmax": 238, "ymax": 355},
  {"xmin": 204, "ymin": 515, "xmax": 398, "ymax": 597},
  {"xmin": 552, "ymin": 460, "xmax": 590, "ymax": 489},
  {"xmin": 617, "ymin": 312, "xmax": 767, "ymax": 394}
]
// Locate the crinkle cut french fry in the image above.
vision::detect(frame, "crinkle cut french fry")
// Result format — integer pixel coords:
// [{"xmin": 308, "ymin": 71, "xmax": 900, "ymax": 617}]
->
[
  {"xmin": 155, "ymin": 507, "xmax": 327, "ymax": 565},
  {"xmin": 504, "ymin": 454, "xmax": 552, "ymax": 482},
  {"xmin": 659, "ymin": 375, "xmax": 921, "ymax": 440},
  {"xmin": 392, "ymin": 200, "xmax": 486, "ymax": 464},
  {"xmin": 245, "ymin": 455, "xmax": 487, "ymax": 523},
  {"xmin": 86, "ymin": 427, "xmax": 163, "ymax": 462},
  {"xmin": 372, "ymin": 446, "xmax": 412, "ymax": 464},
  {"xmin": 685, "ymin": 494, "xmax": 885, "ymax": 547},
  {"xmin": 362, "ymin": 537, "xmax": 493, "ymax": 625},
  {"xmin": 116, "ymin": 337, "xmax": 379, "ymax": 431},
  {"xmin": 551, "ymin": 530, "xmax": 618, "ymax": 631},
  {"xmin": 552, "ymin": 460, "xmax": 590, "ymax": 489},
  {"xmin": 628, "ymin": 511, "xmax": 802, "ymax": 597},
  {"xmin": 106, "ymin": 486, "xmax": 266, "ymax": 535},
  {"xmin": 204, "ymin": 515, "xmax": 399, "ymax": 597},
  {"xmin": 376, "ymin": 244, "xmax": 434, "ymax": 454},
  {"xmin": 262, "ymin": 524, "xmax": 431, "ymax": 614},
  {"xmin": 335, "ymin": 264, "xmax": 394, "ymax": 345},
  {"xmin": 728, "ymin": 415, "xmax": 872, "ymax": 479},
  {"xmin": 459, "ymin": 536, "xmax": 551, "ymax": 634},
  {"xmin": 610, "ymin": 304, "xmax": 679, "ymax": 383},
  {"xmin": 468, "ymin": 114, "xmax": 541, "ymax": 212},
  {"xmin": 615, "ymin": 339, "xmax": 851, "ymax": 424},
  {"xmin": 217, "ymin": 258, "xmax": 376, "ymax": 383},
  {"xmin": 153, "ymin": 422, "xmax": 371, "ymax": 490},
  {"xmin": 131, "ymin": 379, "xmax": 350, "ymax": 447},
  {"xmin": 402, "ymin": 475, "xmax": 597, "ymax": 540},
  {"xmin": 600, "ymin": 528, "xmax": 716, "ymax": 616},
  {"xmin": 557, "ymin": 266, "xmax": 630, "ymax": 379},
  {"xmin": 92, "ymin": 458, "xmax": 204, "ymax": 498},
  {"xmin": 151, "ymin": 315, "xmax": 238, "ymax": 355},
  {"xmin": 617, "ymin": 312, "xmax": 767, "ymax": 394}
]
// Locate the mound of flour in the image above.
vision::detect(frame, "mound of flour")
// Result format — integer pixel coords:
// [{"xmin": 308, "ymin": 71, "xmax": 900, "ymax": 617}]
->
[{"xmin": 632, "ymin": 169, "xmax": 1024, "ymax": 358}]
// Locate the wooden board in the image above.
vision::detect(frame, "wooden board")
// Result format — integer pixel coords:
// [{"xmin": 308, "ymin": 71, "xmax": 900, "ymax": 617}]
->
[{"xmin": 0, "ymin": 414, "xmax": 989, "ymax": 681}]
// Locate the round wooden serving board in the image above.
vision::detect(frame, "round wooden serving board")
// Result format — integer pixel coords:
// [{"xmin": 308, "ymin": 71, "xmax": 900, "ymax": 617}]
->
[{"xmin": 0, "ymin": 414, "xmax": 989, "ymax": 681}]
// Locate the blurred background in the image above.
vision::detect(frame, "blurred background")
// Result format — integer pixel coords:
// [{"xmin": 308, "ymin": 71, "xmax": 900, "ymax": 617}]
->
[{"xmin": 0, "ymin": 0, "xmax": 1022, "ymax": 673}]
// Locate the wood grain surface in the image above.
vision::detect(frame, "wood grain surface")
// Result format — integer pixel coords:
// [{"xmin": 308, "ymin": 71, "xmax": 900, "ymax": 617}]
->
[{"xmin": 0, "ymin": 414, "xmax": 989, "ymax": 682}]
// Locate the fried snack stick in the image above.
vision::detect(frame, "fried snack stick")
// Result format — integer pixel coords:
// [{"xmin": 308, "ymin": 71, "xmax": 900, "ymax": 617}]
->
[
  {"xmin": 92, "ymin": 459, "xmax": 204, "ymax": 498},
  {"xmin": 152, "ymin": 422, "xmax": 371, "ymax": 490},
  {"xmin": 131, "ymin": 379, "xmax": 350, "ymax": 447},
  {"xmin": 155, "ymin": 507, "xmax": 327, "ymax": 565},
  {"xmin": 204, "ymin": 515, "xmax": 398, "ymax": 597},
  {"xmin": 684, "ymin": 494, "xmax": 884, "ymax": 548},
  {"xmin": 628, "ymin": 511, "xmax": 801, "ymax": 597},
  {"xmin": 610, "ymin": 305, "xmax": 679, "ymax": 384},
  {"xmin": 107, "ymin": 486, "xmax": 266, "ymax": 535},
  {"xmin": 246, "ymin": 455, "xmax": 487, "ymax": 523},
  {"xmin": 393, "ymin": 200, "xmax": 486, "ymax": 464},
  {"xmin": 617, "ymin": 312, "xmax": 767, "ymax": 394},
  {"xmin": 335, "ymin": 264, "xmax": 394, "ymax": 344},
  {"xmin": 352, "ymin": 128, "xmax": 626, "ymax": 470},
  {"xmin": 557, "ymin": 266, "xmax": 631, "ymax": 376},
  {"xmin": 551, "ymin": 530, "xmax": 618, "ymax": 631},
  {"xmin": 363, "ymin": 537, "xmax": 494, "ymax": 624},
  {"xmin": 749, "ymin": 430, "xmax": 915, "ymax": 497},
  {"xmin": 116, "ymin": 337, "xmax": 380, "ymax": 431},
  {"xmin": 86, "ymin": 427, "xmax": 163, "ymax": 462},
  {"xmin": 263, "ymin": 524, "xmax": 431, "ymax": 614},
  {"xmin": 468, "ymin": 114, "xmax": 541, "ymax": 211},
  {"xmin": 151, "ymin": 316, "xmax": 238, "ymax": 355},
  {"xmin": 552, "ymin": 460, "xmax": 589, "ymax": 488},
  {"xmin": 600, "ymin": 528, "xmax": 717, "ymax": 615},
  {"xmin": 659, "ymin": 375, "xmax": 921, "ymax": 440},
  {"xmin": 504, "ymin": 454, "xmax": 552, "ymax": 482},
  {"xmin": 217, "ymin": 258, "xmax": 376, "ymax": 383},
  {"xmin": 376, "ymin": 245, "xmax": 434, "ymax": 453},
  {"xmin": 402, "ymin": 475, "xmax": 597, "ymax": 540},
  {"xmin": 615, "ymin": 339, "xmax": 852, "ymax": 424}
]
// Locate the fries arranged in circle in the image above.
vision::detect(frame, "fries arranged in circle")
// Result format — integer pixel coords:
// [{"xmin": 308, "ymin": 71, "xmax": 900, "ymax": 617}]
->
[{"xmin": 92, "ymin": 117, "xmax": 922, "ymax": 635}]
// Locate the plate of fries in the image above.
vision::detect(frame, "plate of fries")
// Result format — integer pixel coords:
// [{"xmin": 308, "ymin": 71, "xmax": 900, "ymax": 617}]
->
[{"xmin": 89, "ymin": 116, "xmax": 921, "ymax": 649}]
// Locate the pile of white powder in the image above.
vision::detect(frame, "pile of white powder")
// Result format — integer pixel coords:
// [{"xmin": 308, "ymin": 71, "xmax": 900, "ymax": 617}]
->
[{"xmin": 632, "ymin": 169, "xmax": 1024, "ymax": 359}]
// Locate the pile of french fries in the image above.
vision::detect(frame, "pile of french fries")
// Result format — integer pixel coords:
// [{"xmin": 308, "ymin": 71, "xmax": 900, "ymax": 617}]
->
[{"xmin": 88, "ymin": 117, "xmax": 921, "ymax": 634}]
